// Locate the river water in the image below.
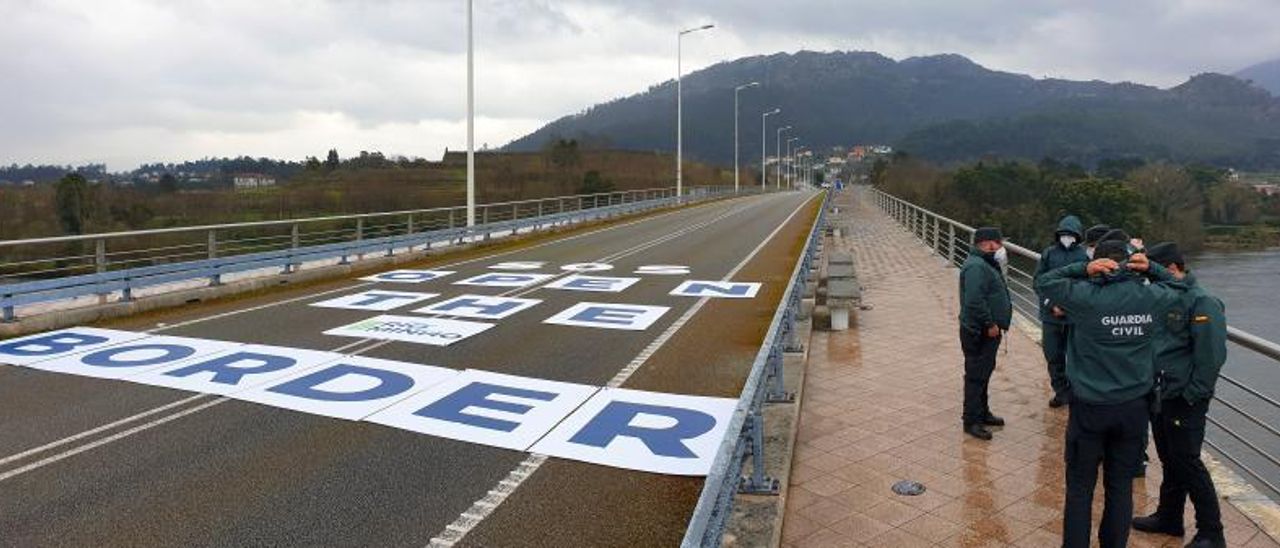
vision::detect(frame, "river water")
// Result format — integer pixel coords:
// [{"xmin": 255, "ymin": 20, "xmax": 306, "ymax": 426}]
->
[{"xmin": 1190, "ymin": 248, "xmax": 1280, "ymax": 500}]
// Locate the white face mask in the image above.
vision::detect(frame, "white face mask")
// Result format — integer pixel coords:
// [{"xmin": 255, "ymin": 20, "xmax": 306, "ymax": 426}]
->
[
  {"xmin": 993, "ymin": 246, "xmax": 1008, "ymax": 265},
  {"xmin": 1086, "ymin": 246, "xmax": 1095, "ymax": 259},
  {"xmin": 1059, "ymin": 235, "xmax": 1077, "ymax": 249}
]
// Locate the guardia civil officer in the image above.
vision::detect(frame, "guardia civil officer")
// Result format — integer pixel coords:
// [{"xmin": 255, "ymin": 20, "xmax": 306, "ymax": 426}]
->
[
  {"xmin": 1033, "ymin": 215, "xmax": 1089, "ymax": 407},
  {"xmin": 1132, "ymin": 242, "xmax": 1229, "ymax": 548},
  {"xmin": 958, "ymin": 227, "xmax": 1011, "ymax": 441},
  {"xmin": 1084, "ymin": 224, "xmax": 1111, "ymax": 259},
  {"xmin": 1035, "ymin": 240, "xmax": 1179, "ymax": 548}
]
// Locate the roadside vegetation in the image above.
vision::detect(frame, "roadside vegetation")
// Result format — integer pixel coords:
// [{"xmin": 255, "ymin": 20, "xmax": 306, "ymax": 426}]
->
[
  {"xmin": 0, "ymin": 141, "xmax": 739, "ymax": 241},
  {"xmin": 871, "ymin": 154, "xmax": 1280, "ymax": 251}
]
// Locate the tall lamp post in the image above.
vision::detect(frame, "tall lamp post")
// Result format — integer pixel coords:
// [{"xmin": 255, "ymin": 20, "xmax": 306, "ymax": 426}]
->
[
  {"xmin": 677, "ymin": 23, "xmax": 714, "ymax": 200},
  {"xmin": 760, "ymin": 109, "xmax": 780, "ymax": 190},
  {"xmin": 786, "ymin": 137, "xmax": 800, "ymax": 188},
  {"xmin": 733, "ymin": 82, "xmax": 759, "ymax": 193},
  {"xmin": 466, "ymin": 0, "xmax": 475, "ymax": 227},
  {"xmin": 775, "ymin": 126, "xmax": 791, "ymax": 190},
  {"xmin": 794, "ymin": 146, "xmax": 807, "ymax": 189}
]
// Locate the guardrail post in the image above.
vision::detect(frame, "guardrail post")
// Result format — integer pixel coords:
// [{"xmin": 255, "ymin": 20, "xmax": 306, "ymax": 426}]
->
[
  {"xmin": 948, "ymin": 224, "xmax": 957, "ymax": 266},
  {"xmin": 737, "ymin": 410, "xmax": 780, "ymax": 495},
  {"xmin": 206, "ymin": 230, "xmax": 221, "ymax": 285},
  {"xmin": 286, "ymin": 223, "xmax": 301, "ymax": 273},
  {"xmin": 932, "ymin": 215, "xmax": 941, "ymax": 253},
  {"xmin": 765, "ymin": 345, "xmax": 794, "ymax": 403},
  {"xmin": 95, "ymin": 238, "xmax": 108, "ymax": 304},
  {"xmin": 513, "ymin": 203, "xmax": 519, "ymax": 222},
  {"xmin": 2, "ymin": 298, "xmax": 13, "ymax": 323}
]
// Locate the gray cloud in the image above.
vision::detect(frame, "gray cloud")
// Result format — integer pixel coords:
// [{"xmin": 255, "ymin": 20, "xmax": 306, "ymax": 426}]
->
[{"xmin": 1, "ymin": 0, "xmax": 1277, "ymax": 169}]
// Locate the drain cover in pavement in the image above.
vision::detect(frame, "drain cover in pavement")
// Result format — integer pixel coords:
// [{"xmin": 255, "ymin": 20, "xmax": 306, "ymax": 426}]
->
[{"xmin": 891, "ymin": 480, "xmax": 926, "ymax": 496}]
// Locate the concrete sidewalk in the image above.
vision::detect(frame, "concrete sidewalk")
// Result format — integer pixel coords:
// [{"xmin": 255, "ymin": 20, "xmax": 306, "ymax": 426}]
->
[{"xmin": 779, "ymin": 188, "xmax": 1280, "ymax": 547}]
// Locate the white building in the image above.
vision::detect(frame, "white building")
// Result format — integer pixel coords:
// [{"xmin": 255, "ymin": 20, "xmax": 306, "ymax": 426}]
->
[{"xmin": 233, "ymin": 173, "xmax": 276, "ymax": 190}]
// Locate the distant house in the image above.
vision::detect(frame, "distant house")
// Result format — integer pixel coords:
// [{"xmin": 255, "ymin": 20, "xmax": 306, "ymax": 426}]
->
[
  {"xmin": 1252, "ymin": 183, "xmax": 1280, "ymax": 197},
  {"xmin": 233, "ymin": 173, "xmax": 276, "ymax": 190}
]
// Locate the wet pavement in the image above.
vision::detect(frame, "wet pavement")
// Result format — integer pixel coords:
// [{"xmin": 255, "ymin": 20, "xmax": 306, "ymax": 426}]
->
[{"xmin": 780, "ymin": 188, "xmax": 1280, "ymax": 547}]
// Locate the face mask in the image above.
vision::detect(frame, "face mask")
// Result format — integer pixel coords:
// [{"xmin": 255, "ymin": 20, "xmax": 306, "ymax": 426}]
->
[
  {"xmin": 993, "ymin": 246, "xmax": 1008, "ymax": 265},
  {"xmin": 1059, "ymin": 235, "xmax": 1076, "ymax": 249},
  {"xmin": 1086, "ymin": 246, "xmax": 1095, "ymax": 259}
]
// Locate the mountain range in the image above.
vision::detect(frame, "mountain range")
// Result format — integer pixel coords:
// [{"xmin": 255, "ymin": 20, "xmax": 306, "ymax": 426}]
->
[
  {"xmin": 1235, "ymin": 58, "xmax": 1280, "ymax": 96},
  {"xmin": 504, "ymin": 51, "xmax": 1280, "ymax": 170}
]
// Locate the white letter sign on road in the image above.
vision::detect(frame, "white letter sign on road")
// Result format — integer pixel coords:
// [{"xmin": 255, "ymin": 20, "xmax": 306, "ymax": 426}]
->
[
  {"xmin": 0, "ymin": 327, "xmax": 151, "ymax": 366},
  {"xmin": 28, "ymin": 336, "xmax": 244, "ymax": 380},
  {"xmin": 2, "ymin": 327, "xmax": 745, "ymax": 476},
  {"xmin": 310, "ymin": 291, "xmax": 439, "ymax": 311},
  {"xmin": 489, "ymin": 261, "xmax": 546, "ymax": 271},
  {"xmin": 452, "ymin": 273, "xmax": 556, "ymax": 288},
  {"xmin": 234, "ymin": 356, "xmax": 456, "ymax": 420},
  {"xmin": 543, "ymin": 275, "xmax": 640, "ymax": 293},
  {"xmin": 543, "ymin": 302, "xmax": 670, "ymax": 331},
  {"xmin": 670, "ymin": 280, "xmax": 761, "ymax": 299},
  {"xmin": 530, "ymin": 388, "xmax": 736, "ymax": 476},
  {"xmin": 324, "ymin": 315, "xmax": 494, "ymax": 346},
  {"xmin": 365, "ymin": 370, "xmax": 599, "ymax": 451},
  {"xmin": 129, "ymin": 345, "xmax": 345, "ymax": 396},
  {"xmin": 359, "ymin": 270, "xmax": 455, "ymax": 284},
  {"xmin": 413, "ymin": 295, "xmax": 541, "ymax": 320}
]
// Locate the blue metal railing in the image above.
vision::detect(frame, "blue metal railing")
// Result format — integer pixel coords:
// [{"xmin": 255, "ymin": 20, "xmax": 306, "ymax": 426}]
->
[{"xmin": 1, "ymin": 187, "xmax": 745, "ymax": 322}]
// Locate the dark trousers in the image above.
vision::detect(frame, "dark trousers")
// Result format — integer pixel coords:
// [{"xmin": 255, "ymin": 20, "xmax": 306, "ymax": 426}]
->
[
  {"xmin": 1042, "ymin": 322, "xmax": 1071, "ymax": 398},
  {"xmin": 960, "ymin": 327, "xmax": 1000, "ymax": 425},
  {"xmin": 1063, "ymin": 397, "xmax": 1148, "ymax": 548},
  {"xmin": 1152, "ymin": 397, "xmax": 1223, "ymax": 534}
]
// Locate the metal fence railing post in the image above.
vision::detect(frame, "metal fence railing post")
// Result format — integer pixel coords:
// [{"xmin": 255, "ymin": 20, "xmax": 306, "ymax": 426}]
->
[{"xmin": 948, "ymin": 224, "xmax": 957, "ymax": 266}]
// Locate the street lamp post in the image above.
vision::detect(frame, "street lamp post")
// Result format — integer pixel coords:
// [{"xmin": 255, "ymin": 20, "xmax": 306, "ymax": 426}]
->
[
  {"xmin": 733, "ymin": 82, "xmax": 759, "ymax": 193},
  {"xmin": 793, "ymin": 146, "xmax": 806, "ymax": 189},
  {"xmin": 677, "ymin": 24, "xmax": 714, "ymax": 201},
  {"xmin": 761, "ymin": 108, "xmax": 780, "ymax": 191},
  {"xmin": 466, "ymin": 0, "xmax": 475, "ymax": 227},
  {"xmin": 775, "ymin": 126, "xmax": 791, "ymax": 190},
  {"xmin": 786, "ymin": 137, "xmax": 799, "ymax": 188}
]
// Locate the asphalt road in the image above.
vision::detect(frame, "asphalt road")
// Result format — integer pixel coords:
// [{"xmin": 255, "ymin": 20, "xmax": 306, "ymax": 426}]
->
[{"xmin": 0, "ymin": 190, "xmax": 819, "ymax": 547}]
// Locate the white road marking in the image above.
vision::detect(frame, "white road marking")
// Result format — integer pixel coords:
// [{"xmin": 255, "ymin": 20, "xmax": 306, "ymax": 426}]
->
[{"xmin": 424, "ymin": 192, "xmax": 816, "ymax": 547}]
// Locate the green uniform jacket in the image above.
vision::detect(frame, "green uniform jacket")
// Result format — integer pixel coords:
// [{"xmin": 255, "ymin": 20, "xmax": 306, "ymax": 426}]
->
[
  {"xmin": 1033, "ymin": 215, "xmax": 1089, "ymax": 325},
  {"xmin": 1154, "ymin": 273, "xmax": 1228, "ymax": 404},
  {"xmin": 958, "ymin": 249, "xmax": 1012, "ymax": 333},
  {"xmin": 1034, "ymin": 262, "xmax": 1179, "ymax": 404}
]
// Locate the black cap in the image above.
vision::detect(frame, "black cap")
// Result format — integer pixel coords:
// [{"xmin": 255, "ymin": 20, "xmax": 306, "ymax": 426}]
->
[
  {"xmin": 1095, "ymin": 240, "xmax": 1130, "ymax": 262},
  {"xmin": 1099, "ymin": 228, "xmax": 1131, "ymax": 244},
  {"xmin": 973, "ymin": 226, "xmax": 1003, "ymax": 243},
  {"xmin": 1084, "ymin": 224, "xmax": 1111, "ymax": 245},
  {"xmin": 1147, "ymin": 242, "xmax": 1185, "ymax": 268}
]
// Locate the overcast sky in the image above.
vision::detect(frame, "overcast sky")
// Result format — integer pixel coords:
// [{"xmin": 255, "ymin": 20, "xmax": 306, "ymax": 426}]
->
[{"xmin": 3, "ymin": 0, "xmax": 1279, "ymax": 170}]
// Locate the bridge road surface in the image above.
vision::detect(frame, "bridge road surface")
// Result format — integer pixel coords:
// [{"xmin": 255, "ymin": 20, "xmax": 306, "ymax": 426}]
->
[{"xmin": 0, "ymin": 190, "xmax": 820, "ymax": 548}]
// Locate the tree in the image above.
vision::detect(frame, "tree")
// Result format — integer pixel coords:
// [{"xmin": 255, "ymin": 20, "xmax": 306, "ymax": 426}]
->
[
  {"xmin": 578, "ymin": 170, "xmax": 614, "ymax": 195},
  {"xmin": 55, "ymin": 173, "xmax": 90, "ymax": 235},
  {"xmin": 158, "ymin": 173, "xmax": 178, "ymax": 193},
  {"xmin": 304, "ymin": 156, "xmax": 322, "ymax": 171},
  {"xmin": 1127, "ymin": 163, "xmax": 1204, "ymax": 247},
  {"xmin": 546, "ymin": 139, "xmax": 581, "ymax": 170},
  {"xmin": 325, "ymin": 149, "xmax": 340, "ymax": 171}
]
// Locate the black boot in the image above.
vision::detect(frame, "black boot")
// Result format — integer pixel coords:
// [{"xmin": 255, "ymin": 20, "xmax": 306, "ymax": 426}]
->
[
  {"xmin": 981, "ymin": 414, "xmax": 1005, "ymax": 427},
  {"xmin": 964, "ymin": 423, "xmax": 992, "ymax": 440},
  {"xmin": 1132, "ymin": 513, "xmax": 1185, "ymax": 537},
  {"xmin": 1184, "ymin": 531, "xmax": 1226, "ymax": 548}
]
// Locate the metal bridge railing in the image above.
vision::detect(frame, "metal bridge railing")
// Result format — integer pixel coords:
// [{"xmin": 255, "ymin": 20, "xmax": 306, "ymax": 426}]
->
[
  {"xmin": 0, "ymin": 186, "xmax": 745, "ymax": 322},
  {"xmin": 682, "ymin": 189, "xmax": 829, "ymax": 547},
  {"xmin": 869, "ymin": 186, "xmax": 1280, "ymax": 501}
]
